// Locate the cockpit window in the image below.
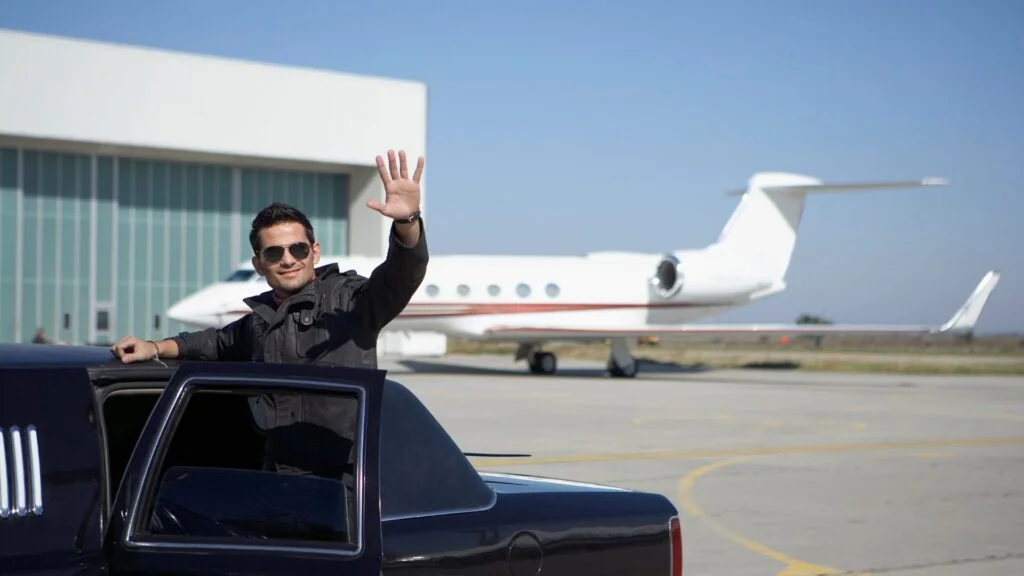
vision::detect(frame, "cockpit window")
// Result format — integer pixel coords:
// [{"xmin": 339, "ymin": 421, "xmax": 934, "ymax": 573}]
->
[{"xmin": 224, "ymin": 269, "xmax": 257, "ymax": 282}]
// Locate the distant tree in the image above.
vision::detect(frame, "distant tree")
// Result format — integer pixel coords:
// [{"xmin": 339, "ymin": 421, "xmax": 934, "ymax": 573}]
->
[
  {"xmin": 795, "ymin": 313, "xmax": 833, "ymax": 348},
  {"xmin": 796, "ymin": 313, "xmax": 833, "ymax": 325}
]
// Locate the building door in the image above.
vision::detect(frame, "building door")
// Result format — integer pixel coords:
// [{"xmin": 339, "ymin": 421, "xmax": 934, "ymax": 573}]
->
[{"xmin": 92, "ymin": 303, "xmax": 115, "ymax": 346}]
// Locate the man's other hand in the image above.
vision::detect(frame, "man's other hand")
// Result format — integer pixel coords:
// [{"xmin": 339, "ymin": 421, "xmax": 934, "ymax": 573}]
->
[{"xmin": 111, "ymin": 336, "xmax": 158, "ymax": 363}]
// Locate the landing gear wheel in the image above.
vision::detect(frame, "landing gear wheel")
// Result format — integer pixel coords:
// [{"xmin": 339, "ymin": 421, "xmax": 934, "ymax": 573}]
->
[
  {"xmin": 607, "ymin": 358, "xmax": 638, "ymax": 378},
  {"xmin": 528, "ymin": 352, "xmax": 557, "ymax": 375}
]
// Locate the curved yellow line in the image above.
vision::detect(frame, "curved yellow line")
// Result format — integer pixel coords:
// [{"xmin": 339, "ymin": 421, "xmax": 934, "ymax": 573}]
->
[{"xmin": 677, "ymin": 457, "xmax": 852, "ymax": 576}]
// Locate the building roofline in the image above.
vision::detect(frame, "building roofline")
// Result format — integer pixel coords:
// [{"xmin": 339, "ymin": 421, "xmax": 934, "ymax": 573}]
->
[{"xmin": 0, "ymin": 26, "xmax": 426, "ymax": 90}]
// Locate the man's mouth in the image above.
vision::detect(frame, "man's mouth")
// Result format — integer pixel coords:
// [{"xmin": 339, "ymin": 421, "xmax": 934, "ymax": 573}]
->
[{"xmin": 280, "ymin": 269, "xmax": 300, "ymax": 277}]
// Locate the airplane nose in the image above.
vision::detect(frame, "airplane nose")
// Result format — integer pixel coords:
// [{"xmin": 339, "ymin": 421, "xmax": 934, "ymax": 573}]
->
[{"xmin": 167, "ymin": 287, "xmax": 225, "ymax": 328}]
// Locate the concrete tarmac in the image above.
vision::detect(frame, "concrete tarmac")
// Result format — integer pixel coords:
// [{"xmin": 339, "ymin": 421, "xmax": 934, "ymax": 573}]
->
[{"xmin": 380, "ymin": 354, "xmax": 1024, "ymax": 576}]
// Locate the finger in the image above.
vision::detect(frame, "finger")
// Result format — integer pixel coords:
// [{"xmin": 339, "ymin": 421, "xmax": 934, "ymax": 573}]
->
[
  {"xmin": 376, "ymin": 155, "xmax": 391, "ymax": 184},
  {"xmin": 413, "ymin": 156, "xmax": 425, "ymax": 184},
  {"xmin": 388, "ymin": 149, "xmax": 399, "ymax": 181},
  {"xmin": 366, "ymin": 199, "xmax": 386, "ymax": 214},
  {"xmin": 399, "ymin": 150, "xmax": 409, "ymax": 180}
]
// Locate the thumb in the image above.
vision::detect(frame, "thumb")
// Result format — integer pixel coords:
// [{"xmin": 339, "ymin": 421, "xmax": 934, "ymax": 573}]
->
[{"xmin": 366, "ymin": 200, "xmax": 388, "ymax": 214}]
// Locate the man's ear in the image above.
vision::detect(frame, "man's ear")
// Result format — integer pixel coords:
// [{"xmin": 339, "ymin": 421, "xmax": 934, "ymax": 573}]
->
[
  {"xmin": 313, "ymin": 242, "xmax": 321, "ymax": 265},
  {"xmin": 251, "ymin": 255, "xmax": 264, "ymax": 276}
]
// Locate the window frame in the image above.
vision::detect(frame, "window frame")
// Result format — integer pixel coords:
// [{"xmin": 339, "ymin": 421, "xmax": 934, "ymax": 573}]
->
[{"xmin": 121, "ymin": 375, "xmax": 368, "ymax": 558}]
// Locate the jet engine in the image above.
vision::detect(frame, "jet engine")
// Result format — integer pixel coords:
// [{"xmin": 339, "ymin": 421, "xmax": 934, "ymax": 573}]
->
[{"xmin": 650, "ymin": 254, "xmax": 684, "ymax": 298}]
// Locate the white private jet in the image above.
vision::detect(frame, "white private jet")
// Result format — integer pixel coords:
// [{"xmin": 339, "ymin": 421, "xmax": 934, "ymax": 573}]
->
[{"xmin": 166, "ymin": 172, "xmax": 1001, "ymax": 377}]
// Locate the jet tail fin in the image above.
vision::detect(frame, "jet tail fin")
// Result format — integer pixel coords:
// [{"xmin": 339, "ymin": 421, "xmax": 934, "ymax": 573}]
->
[
  {"xmin": 712, "ymin": 173, "xmax": 949, "ymax": 289},
  {"xmin": 936, "ymin": 270, "xmax": 1001, "ymax": 333}
]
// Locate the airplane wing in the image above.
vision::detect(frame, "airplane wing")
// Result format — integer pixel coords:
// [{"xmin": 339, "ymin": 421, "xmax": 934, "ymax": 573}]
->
[{"xmin": 483, "ymin": 270, "xmax": 1001, "ymax": 340}]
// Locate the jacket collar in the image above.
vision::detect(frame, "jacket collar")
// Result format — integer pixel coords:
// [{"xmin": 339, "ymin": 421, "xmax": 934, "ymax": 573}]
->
[{"xmin": 243, "ymin": 263, "xmax": 340, "ymax": 327}]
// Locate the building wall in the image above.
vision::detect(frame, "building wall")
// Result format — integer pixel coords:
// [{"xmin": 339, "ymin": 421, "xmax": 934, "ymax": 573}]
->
[
  {"xmin": 0, "ymin": 28, "xmax": 437, "ymax": 351},
  {"xmin": 0, "ymin": 145, "xmax": 349, "ymax": 345},
  {"xmin": 0, "ymin": 27, "xmax": 428, "ymax": 262}
]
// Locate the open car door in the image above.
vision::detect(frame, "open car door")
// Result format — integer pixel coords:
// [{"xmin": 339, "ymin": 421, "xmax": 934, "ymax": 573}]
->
[{"xmin": 103, "ymin": 361, "xmax": 385, "ymax": 576}]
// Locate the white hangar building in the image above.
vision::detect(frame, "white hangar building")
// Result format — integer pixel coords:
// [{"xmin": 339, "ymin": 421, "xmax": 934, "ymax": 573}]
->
[{"xmin": 0, "ymin": 27, "xmax": 445, "ymax": 355}]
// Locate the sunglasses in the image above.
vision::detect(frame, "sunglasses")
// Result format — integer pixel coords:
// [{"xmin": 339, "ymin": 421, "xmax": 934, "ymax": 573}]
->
[{"xmin": 260, "ymin": 242, "xmax": 311, "ymax": 264}]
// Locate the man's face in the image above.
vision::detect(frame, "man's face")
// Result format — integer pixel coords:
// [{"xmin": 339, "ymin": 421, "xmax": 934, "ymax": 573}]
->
[{"xmin": 251, "ymin": 221, "xmax": 320, "ymax": 295}]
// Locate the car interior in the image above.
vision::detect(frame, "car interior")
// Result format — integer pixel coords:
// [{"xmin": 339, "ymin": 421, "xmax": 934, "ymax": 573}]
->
[{"xmin": 99, "ymin": 384, "xmax": 359, "ymax": 547}]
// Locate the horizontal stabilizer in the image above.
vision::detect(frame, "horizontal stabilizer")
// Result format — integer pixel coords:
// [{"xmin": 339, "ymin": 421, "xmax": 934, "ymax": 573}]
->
[
  {"xmin": 726, "ymin": 177, "xmax": 949, "ymax": 196},
  {"xmin": 484, "ymin": 270, "xmax": 1000, "ymax": 340}
]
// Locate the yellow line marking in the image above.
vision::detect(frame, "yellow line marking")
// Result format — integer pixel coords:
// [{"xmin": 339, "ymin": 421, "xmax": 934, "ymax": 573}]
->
[
  {"xmin": 678, "ymin": 457, "xmax": 848, "ymax": 575},
  {"xmin": 633, "ymin": 413, "xmax": 733, "ymax": 425},
  {"xmin": 913, "ymin": 451, "xmax": 950, "ymax": 459},
  {"xmin": 469, "ymin": 436, "xmax": 1024, "ymax": 467}
]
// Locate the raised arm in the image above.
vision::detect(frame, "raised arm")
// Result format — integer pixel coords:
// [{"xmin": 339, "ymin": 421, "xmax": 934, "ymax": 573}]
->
[
  {"xmin": 358, "ymin": 219, "xmax": 429, "ymax": 333},
  {"xmin": 357, "ymin": 149, "xmax": 429, "ymax": 332}
]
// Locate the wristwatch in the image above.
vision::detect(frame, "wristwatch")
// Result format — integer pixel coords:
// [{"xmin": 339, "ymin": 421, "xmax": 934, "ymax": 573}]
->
[{"xmin": 396, "ymin": 210, "xmax": 421, "ymax": 224}]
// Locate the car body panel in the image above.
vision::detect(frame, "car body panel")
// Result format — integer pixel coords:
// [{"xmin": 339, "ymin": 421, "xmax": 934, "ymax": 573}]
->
[
  {"xmin": 0, "ymin": 344, "xmax": 682, "ymax": 576},
  {"xmin": 0, "ymin": 363, "xmax": 106, "ymax": 576}
]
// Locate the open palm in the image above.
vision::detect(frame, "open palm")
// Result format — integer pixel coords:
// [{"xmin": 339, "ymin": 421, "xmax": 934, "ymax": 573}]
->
[{"xmin": 368, "ymin": 149, "xmax": 424, "ymax": 220}]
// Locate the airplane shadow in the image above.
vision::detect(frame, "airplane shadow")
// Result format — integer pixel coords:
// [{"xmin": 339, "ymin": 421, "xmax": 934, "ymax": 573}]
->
[{"xmin": 390, "ymin": 357, "xmax": 719, "ymax": 379}]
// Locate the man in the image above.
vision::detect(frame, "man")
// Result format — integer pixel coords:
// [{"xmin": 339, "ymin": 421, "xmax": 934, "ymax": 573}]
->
[
  {"xmin": 110, "ymin": 149, "xmax": 428, "ymax": 478},
  {"xmin": 111, "ymin": 149, "xmax": 427, "ymax": 367}
]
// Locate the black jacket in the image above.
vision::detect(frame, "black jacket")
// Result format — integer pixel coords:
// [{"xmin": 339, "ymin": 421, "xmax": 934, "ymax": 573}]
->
[
  {"xmin": 171, "ymin": 221, "xmax": 428, "ymax": 367},
  {"xmin": 170, "ymin": 221, "xmax": 429, "ymax": 476}
]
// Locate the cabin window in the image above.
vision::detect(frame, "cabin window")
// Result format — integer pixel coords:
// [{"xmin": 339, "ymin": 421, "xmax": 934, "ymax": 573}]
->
[
  {"xmin": 425, "ymin": 284, "xmax": 439, "ymax": 297},
  {"xmin": 487, "ymin": 284, "xmax": 500, "ymax": 296},
  {"xmin": 545, "ymin": 283, "xmax": 560, "ymax": 297},
  {"xmin": 456, "ymin": 284, "xmax": 470, "ymax": 297},
  {"xmin": 129, "ymin": 385, "xmax": 362, "ymax": 552},
  {"xmin": 516, "ymin": 283, "xmax": 531, "ymax": 298},
  {"xmin": 224, "ymin": 269, "xmax": 257, "ymax": 282}
]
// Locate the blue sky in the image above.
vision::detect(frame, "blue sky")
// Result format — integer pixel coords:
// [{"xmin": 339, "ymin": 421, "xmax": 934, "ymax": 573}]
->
[{"xmin": 2, "ymin": 0, "xmax": 1022, "ymax": 334}]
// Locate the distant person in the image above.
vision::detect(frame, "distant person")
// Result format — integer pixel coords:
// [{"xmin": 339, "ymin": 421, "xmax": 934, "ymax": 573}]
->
[{"xmin": 110, "ymin": 149, "xmax": 428, "ymax": 477}]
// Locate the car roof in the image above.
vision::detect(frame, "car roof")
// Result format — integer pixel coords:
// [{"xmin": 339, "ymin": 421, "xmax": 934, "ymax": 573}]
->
[
  {"xmin": 0, "ymin": 342, "xmax": 126, "ymax": 367},
  {"xmin": 0, "ymin": 343, "xmax": 497, "ymax": 520}
]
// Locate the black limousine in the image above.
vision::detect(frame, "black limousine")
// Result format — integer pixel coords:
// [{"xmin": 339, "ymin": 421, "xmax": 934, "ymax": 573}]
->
[{"xmin": 0, "ymin": 343, "xmax": 683, "ymax": 575}]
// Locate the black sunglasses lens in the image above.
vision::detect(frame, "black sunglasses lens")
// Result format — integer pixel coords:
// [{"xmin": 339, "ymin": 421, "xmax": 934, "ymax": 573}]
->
[
  {"xmin": 262, "ymin": 246, "xmax": 285, "ymax": 263},
  {"xmin": 262, "ymin": 242, "xmax": 310, "ymax": 263},
  {"xmin": 289, "ymin": 243, "xmax": 310, "ymax": 259}
]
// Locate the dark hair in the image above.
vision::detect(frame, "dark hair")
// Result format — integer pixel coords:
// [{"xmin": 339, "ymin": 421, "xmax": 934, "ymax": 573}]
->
[{"xmin": 249, "ymin": 202, "xmax": 316, "ymax": 253}]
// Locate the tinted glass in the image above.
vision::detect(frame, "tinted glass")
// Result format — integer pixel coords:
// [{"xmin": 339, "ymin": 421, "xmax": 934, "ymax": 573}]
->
[{"xmin": 138, "ymin": 387, "xmax": 361, "ymax": 550}]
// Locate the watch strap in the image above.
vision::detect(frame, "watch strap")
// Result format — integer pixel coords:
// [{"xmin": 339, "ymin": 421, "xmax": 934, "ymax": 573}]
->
[{"xmin": 397, "ymin": 210, "xmax": 421, "ymax": 223}]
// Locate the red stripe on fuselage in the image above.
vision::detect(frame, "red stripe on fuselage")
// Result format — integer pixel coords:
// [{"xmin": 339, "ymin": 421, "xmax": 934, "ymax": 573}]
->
[{"xmin": 221, "ymin": 301, "xmax": 705, "ymax": 319}]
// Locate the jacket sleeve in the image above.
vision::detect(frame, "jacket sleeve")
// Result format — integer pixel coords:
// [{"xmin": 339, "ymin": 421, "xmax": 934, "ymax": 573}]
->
[
  {"xmin": 169, "ymin": 314, "xmax": 253, "ymax": 360},
  {"xmin": 350, "ymin": 220, "xmax": 429, "ymax": 333}
]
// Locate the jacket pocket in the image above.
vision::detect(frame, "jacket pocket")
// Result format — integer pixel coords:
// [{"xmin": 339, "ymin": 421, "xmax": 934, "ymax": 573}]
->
[{"xmin": 294, "ymin": 308, "xmax": 326, "ymax": 359}]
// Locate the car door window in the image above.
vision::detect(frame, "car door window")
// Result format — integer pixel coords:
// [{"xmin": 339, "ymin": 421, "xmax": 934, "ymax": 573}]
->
[{"xmin": 130, "ymin": 385, "xmax": 362, "ymax": 553}]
